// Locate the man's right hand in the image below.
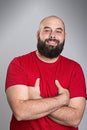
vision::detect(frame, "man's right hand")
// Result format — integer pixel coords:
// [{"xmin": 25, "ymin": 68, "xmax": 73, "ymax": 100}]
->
[{"xmin": 28, "ymin": 78, "xmax": 41, "ymax": 99}]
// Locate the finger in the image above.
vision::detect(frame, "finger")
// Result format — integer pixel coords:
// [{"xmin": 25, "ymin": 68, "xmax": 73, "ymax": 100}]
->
[
  {"xmin": 55, "ymin": 80, "xmax": 63, "ymax": 93},
  {"xmin": 35, "ymin": 78, "xmax": 40, "ymax": 94},
  {"xmin": 55, "ymin": 80, "xmax": 61, "ymax": 88},
  {"xmin": 35, "ymin": 78, "xmax": 40, "ymax": 87}
]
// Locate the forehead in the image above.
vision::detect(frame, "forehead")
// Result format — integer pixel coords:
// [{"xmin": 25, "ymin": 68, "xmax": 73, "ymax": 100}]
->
[{"xmin": 40, "ymin": 17, "xmax": 65, "ymax": 30}]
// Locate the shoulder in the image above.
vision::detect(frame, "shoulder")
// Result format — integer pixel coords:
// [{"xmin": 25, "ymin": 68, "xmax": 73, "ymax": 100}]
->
[
  {"xmin": 14, "ymin": 51, "xmax": 35, "ymax": 61},
  {"xmin": 59, "ymin": 55, "xmax": 83, "ymax": 72},
  {"xmin": 60, "ymin": 55, "xmax": 81, "ymax": 66},
  {"xmin": 9, "ymin": 51, "xmax": 36, "ymax": 65}
]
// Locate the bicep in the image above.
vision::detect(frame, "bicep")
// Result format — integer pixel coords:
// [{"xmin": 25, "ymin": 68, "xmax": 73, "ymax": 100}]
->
[
  {"xmin": 6, "ymin": 85, "xmax": 29, "ymax": 110},
  {"xmin": 48, "ymin": 97, "xmax": 86, "ymax": 127},
  {"xmin": 69, "ymin": 97, "xmax": 86, "ymax": 116}
]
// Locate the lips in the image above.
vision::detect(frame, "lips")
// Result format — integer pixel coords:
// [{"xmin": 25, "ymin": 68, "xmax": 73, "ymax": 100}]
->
[
  {"xmin": 47, "ymin": 41, "xmax": 57, "ymax": 46},
  {"xmin": 46, "ymin": 39, "xmax": 57, "ymax": 46}
]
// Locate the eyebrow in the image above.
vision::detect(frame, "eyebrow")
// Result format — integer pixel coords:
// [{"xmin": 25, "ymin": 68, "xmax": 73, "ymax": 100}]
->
[
  {"xmin": 56, "ymin": 28, "xmax": 63, "ymax": 31},
  {"xmin": 44, "ymin": 26, "xmax": 63, "ymax": 31},
  {"xmin": 44, "ymin": 26, "xmax": 51, "ymax": 29}
]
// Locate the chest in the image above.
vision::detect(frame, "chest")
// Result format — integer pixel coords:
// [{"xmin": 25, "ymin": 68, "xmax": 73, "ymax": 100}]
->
[{"xmin": 25, "ymin": 60, "xmax": 71, "ymax": 97}]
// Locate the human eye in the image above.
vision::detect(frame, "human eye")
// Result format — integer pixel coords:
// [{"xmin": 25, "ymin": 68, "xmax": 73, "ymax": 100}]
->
[
  {"xmin": 56, "ymin": 28, "xmax": 63, "ymax": 34},
  {"xmin": 44, "ymin": 28, "xmax": 50, "ymax": 32},
  {"xmin": 56, "ymin": 30, "xmax": 62, "ymax": 34},
  {"xmin": 43, "ymin": 27, "xmax": 51, "ymax": 33}
]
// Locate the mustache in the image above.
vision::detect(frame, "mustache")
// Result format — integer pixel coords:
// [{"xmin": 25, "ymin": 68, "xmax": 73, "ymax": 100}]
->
[{"xmin": 45, "ymin": 38, "xmax": 60, "ymax": 43}]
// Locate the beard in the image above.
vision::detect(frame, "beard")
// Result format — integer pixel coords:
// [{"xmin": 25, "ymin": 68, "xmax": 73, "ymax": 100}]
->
[{"xmin": 37, "ymin": 37, "xmax": 65, "ymax": 59}]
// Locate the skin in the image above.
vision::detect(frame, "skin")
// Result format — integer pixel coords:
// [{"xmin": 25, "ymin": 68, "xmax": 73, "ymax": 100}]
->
[{"xmin": 6, "ymin": 16, "xmax": 86, "ymax": 128}]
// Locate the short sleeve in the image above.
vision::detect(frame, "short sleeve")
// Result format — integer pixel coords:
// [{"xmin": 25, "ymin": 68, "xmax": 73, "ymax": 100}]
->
[
  {"xmin": 5, "ymin": 57, "xmax": 28, "ymax": 90},
  {"xmin": 69, "ymin": 64, "xmax": 86, "ymax": 98}
]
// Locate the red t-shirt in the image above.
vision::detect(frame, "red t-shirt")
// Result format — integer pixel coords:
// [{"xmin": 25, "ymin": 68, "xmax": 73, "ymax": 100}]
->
[{"xmin": 5, "ymin": 51, "xmax": 86, "ymax": 130}]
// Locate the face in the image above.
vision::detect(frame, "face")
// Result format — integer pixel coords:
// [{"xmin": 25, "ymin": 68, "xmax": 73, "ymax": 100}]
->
[
  {"xmin": 37, "ymin": 16, "xmax": 66, "ymax": 58},
  {"xmin": 37, "ymin": 37, "xmax": 65, "ymax": 58}
]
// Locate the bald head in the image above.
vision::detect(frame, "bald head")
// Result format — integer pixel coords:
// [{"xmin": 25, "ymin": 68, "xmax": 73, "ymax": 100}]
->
[{"xmin": 39, "ymin": 15, "xmax": 65, "ymax": 32}]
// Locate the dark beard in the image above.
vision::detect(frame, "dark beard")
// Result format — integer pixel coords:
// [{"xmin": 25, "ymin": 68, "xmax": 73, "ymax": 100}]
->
[{"xmin": 37, "ymin": 38, "xmax": 65, "ymax": 58}]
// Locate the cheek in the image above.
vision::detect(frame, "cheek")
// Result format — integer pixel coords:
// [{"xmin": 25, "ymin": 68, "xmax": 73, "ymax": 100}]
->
[
  {"xmin": 40, "ymin": 33, "xmax": 49, "ymax": 41},
  {"xmin": 58, "ymin": 35, "xmax": 65, "ymax": 42}
]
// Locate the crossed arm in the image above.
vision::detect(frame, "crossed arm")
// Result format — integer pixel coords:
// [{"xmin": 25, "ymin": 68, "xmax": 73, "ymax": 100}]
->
[{"xmin": 6, "ymin": 78, "xmax": 86, "ymax": 127}]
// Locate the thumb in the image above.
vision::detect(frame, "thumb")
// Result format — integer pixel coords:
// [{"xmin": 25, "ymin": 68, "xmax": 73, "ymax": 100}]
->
[
  {"xmin": 35, "ymin": 78, "xmax": 40, "ymax": 87},
  {"xmin": 55, "ymin": 80, "xmax": 61, "ymax": 87},
  {"xmin": 55, "ymin": 80, "xmax": 63, "ymax": 93},
  {"xmin": 34, "ymin": 78, "xmax": 40, "ymax": 94}
]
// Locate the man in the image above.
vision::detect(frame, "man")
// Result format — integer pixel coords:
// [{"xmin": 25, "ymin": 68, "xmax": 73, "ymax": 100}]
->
[{"xmin": 5, "ymin": 15, "xmax": 86, "ymax": 130}]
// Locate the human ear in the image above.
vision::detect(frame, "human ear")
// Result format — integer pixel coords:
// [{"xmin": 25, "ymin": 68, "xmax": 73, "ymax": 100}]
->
[{"xmin": 36, "ymin": 31, "xmax": 40, "ymax": 40}]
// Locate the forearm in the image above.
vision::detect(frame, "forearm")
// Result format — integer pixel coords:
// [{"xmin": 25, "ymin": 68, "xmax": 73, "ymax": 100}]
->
[
  {"xmin": 48, "ymin": 106, "xmax": 83, "ymax": 127},
  {"xmin": 13, "ymin": 96, "xmax": 66, "ymax": 121},
  {"xmin": 6, "ymin": 80, "xmax": 70, "ymax": 121}
]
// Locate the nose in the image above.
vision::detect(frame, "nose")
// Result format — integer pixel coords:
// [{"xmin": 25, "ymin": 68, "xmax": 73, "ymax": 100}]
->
[{"xmin": 50, "ymin": 31, "xmax": 55, "ymax": 39}]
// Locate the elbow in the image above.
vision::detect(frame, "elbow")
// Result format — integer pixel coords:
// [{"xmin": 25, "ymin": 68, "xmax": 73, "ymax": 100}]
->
[
  {"xmin": 72, "ymin": 124, "xmax": 79, "ymax": 128},
  {"xmin": 13, "ymin": 109, "xmax": 33, "ymax": 121},
  {"xmin": 14, "ymin": 111, "xmax": 25, "ymax": 121},
  {"xmin": 13, "ymin": 110, "xmax": 28, "ymax": 121},
  {"xmin": 71, "ymin": 119, "xmax": 81, "ymax": 128}
]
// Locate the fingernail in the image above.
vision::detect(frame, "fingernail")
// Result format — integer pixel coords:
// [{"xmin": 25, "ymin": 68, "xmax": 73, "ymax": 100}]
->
[{"xmin": 55, "ymin": 80, "xmax": 57, "ymax": 83}]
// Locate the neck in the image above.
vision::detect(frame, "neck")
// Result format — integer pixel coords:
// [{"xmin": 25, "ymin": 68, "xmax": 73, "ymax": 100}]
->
[{"xmin": 36, "ymin": 51, "xmax": 59, "ymax": 63}]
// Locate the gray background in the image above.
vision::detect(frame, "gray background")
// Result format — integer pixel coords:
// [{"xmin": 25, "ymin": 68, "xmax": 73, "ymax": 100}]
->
[{"xmin": 0, "ymin": 0, "xmax": 87, "ymax": 130}]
